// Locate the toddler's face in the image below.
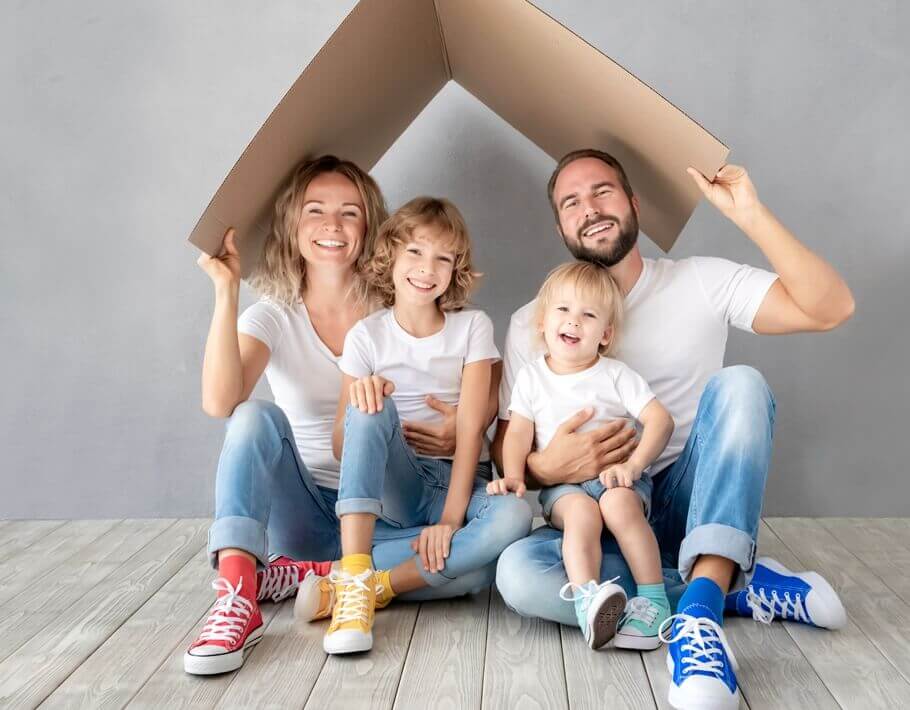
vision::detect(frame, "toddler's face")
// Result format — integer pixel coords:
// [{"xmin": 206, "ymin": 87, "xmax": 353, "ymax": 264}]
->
[
  {"xmin": 540, "ymin": 283, "xmax": 612, "ymax": 365},
  {"xmin": 391, "ymin": 226, "xmax": 456, "ymax": 308}
]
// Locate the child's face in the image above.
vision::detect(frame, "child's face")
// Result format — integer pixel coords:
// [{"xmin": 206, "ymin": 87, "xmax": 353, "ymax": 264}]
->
[
  {"xmin": 540, "ymin": 283, "xmax": 612, "ymax": 365},
  {"xmin": 391, "ymin": 225, "xmax": 456, "ymax": 309}
]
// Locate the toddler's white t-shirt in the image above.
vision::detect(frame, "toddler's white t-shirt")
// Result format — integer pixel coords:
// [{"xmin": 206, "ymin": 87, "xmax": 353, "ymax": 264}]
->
[
  {"xmin": 500, "ymin": 256, "xmax": 778, "ymax": 474},
  {"xmin": 510, "ymin": 355, "xmax": 657, "ymax": 468},
  {"xmin": 238, "ymin": 299, "xmax": 344, "ymax": 489},
  {"xmin": 340, "ymin": 308, "xmax": 500, "ymax": 461}
]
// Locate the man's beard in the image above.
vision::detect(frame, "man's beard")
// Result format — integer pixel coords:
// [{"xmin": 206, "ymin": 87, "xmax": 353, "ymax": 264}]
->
[{"xmin": 563, "ymin": 211, "xmax": 639, "ymax": 268}]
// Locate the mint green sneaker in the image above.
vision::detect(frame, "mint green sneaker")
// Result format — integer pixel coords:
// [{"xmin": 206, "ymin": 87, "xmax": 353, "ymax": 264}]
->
[
  {"xmin": 560, "ymin": 578, "xmax": 627, "ymax": 650},
  {"xmin": 614, "ymin": 596, "xmax": 669, "ymax": 650}
]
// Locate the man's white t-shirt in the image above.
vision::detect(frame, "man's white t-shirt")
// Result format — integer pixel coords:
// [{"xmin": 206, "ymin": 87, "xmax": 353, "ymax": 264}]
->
[
  {"xmin": 238, "ymin": 299, "xmax": 343, "ymax": 489},
  {"xmin": 500, "ymin": 257, "xmax": 778, "ymax": 474},
  {"xmin": 510, "ymin": 355, "xmax": 656, "ymax": 470},
  {"xmin": 339, "ymin": 308, "xmax": 500, "ymax": 462}
]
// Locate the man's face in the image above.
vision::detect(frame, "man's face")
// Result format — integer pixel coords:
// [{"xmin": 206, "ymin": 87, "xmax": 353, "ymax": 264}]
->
[{"xmin": 552, "ymin": 157, "xmax": 640, "ymax": 267}]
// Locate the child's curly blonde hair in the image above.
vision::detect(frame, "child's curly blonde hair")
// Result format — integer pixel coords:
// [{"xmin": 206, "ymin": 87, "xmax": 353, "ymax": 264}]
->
[
  {"xmin": 534, "ymin": 261, "xmax": 624, "ymax": 356},
  {"xmin": 366, "ymin": 196, "xmax": 480, "ymax": 311}
]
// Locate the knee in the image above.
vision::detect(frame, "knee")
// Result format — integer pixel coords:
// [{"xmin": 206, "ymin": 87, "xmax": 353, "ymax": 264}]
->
[
  {"xmin": 495, "ymin": 540, "xmax": 536, "ymax": 615},
  {"xmin": 225, "ymin": 399, "xmax": 285, "ymax": 443},
  {"xmin": 456, "ymin": 563, "xmax": 497, "ymax": 596},
  {"xmin": 599, "ymin": 488, "xmax": 643, "ymax": 529},
  {"xmin": 485, "ymin": 495, "xmax": 533, "ymax": 551},
  {"xmin": 563, "ymin": 497, "xmax": 603, "ymax": 532},
  {"xmin": 706, "ymin": 366, "xmax": 775, "ymax": 433},
  {"xmin": 344, "ymin": 396, "xmax": 398, "ymax": 433}
]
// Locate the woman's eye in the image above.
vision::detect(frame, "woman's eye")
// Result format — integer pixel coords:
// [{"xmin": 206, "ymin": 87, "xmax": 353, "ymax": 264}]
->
[{"xmin": 308, "ymin": 208, "xmax": 322, "ymax": 214}]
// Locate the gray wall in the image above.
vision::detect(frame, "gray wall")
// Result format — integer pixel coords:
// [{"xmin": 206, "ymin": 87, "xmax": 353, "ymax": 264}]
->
[{"xmin": 2, "ymin": 1, "xmax": 907, "ymax": 519}]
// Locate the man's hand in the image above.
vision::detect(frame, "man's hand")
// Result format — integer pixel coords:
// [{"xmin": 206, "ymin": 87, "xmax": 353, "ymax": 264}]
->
[
  {"xmin": 409, "ymin": 523, "xmax": 458, "ymax": 573},
  {"xmin": 349, "ymin": 376, "xmax": 395, "ymax": 414},
  {"xmin": 687, "ymin": 164, "xmax": 761, "ymax": 225},
  {"xmin": 529, "ymin": 408, "xmax": 637, "ymax": 485},
  {"xmin": 486, "ymin": 477, "xmax": 527, "ymax": 497},
  {"xmin": 599, "ymin": 461, "xmax": 642, "ymax": 489},
  {"xmin": 402, "ymin": 396, "xmax": 457, "ymax": 457}
]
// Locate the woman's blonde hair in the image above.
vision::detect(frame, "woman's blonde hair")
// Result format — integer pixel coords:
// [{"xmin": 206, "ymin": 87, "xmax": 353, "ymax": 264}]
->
[
  {"xmin": 534, "ymin": 261, "xmax": 624, "ymax": 356},
  {"xmin": 366, "ymin": 196, "xmax": 480, "ymax": 311},
  {"xmin": 249, "ymin": 155, "xmax": 388, "ymax": 306}
]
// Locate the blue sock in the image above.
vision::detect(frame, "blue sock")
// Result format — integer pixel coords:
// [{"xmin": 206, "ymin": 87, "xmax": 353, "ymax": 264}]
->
[{"xmin": 677, "ymin": 577, "xmax": 724, "ymax": 625}]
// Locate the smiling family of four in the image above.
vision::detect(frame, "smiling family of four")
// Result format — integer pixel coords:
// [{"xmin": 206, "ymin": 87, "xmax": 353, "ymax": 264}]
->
[{"xmin": 185, "ymin": 147, "xmax": 853, "ymax": 709}]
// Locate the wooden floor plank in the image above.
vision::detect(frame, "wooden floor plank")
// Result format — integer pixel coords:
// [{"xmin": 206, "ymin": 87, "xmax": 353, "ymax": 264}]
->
[
  {"xmin": 126, "ymin": 601, "xmax": 283, "ymax": 709},
  {"xmin": 304, "ymin": 602, "xmax": 420, "ymax": 710},
  {"xmin": 819, "ymin": 518, "xmax": 910, "ymax": 606},
  {"xmin": 217, "ymin": 599, "xmax": 326, "ymax": 710},
  {"xmin": 0, "ymin": 520, "xmax": 68, "ymax": 565},
  {"xmin": 0, "ymin": 519, "xmax": 175, "ymax": 665},
  {"xmin": 481, "ymin": 588, "xmax": 567, "ymax": 710},
  {"xmin": 40, "ymin": 548, "xmax": 213, "ymax": 709},
  {"xmin": 560, "ymin": 626, "xmax": 656, "ymax": 709},
  {"xmin": 393, "ymin": 590, "xmax": 490, "ymax": 710},
  {"xmin": 0, "ymin": 519, "xmax": 209, "ymax": 708},
  {"xmin": 764, "ymin": 517, "xmax": 910, "ymax": 709},
  {"xmin": 0, "ymin": 520, "xmax": 120, "ymax": 606}
]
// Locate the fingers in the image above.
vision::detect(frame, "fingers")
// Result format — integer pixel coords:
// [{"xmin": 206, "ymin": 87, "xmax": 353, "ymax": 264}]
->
[
  {"xmin": 587, "ymin": 418, "xmax": 627, "ymax": 442},
  {"xmin": 715, "ymin": 164, "xmax": 745, "ymax": 182},
  {"xmin": 350, "ymin": 377, "xmax": 386, "ymax": 414},
  {"xmin": 511, "ymin": 480, "xmax": 527, "ymax": 498},
  {"xmin": 425, "ymin": 395, "xmax": 456, "ymax": 414},
  {"xmin": 486, "ymin": 479, "xmax": 507, "ymax": 495},
  {"xmin": 371, "ymin": 376, "xmax": 385, "ymax": 412},
  {"xmin": 596, "ymin": 427, "xmax": 637, "ymax": 468},
  {"xmin": 686, "ymin": 167, "xmax": 712, "ymax": 197},
  {"xmin": 556, "ymin": 407, "xmax": 594, "ymax": 436},
  {"xmin": 382, "ymin": 379, "xmax": 396, "ymax": 397},
  {"xmin": 418, "ymin": 531, "xmax": 430, "ymax": 571}
]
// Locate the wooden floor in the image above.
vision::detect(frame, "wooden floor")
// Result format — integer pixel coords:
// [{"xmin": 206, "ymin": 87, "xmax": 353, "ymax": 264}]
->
[{"xmin": 1, "ymin": 518, "xmax": 909, "ymax": 709}]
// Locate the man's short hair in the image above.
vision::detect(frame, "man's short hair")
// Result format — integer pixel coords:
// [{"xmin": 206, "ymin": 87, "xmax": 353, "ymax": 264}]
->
[{"xmin": 546, "ymin": 149, "xmax": 635, "ymax": 224}]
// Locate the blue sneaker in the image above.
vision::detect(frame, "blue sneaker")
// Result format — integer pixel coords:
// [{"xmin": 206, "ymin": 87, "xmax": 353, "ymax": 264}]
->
[
  {"xmin": 726, "ymin": 557, "xmax": 847, "ymax": 629},
  {"xmin": 659, "ymin": 613, "xmax": 740, "ymax": 710}
]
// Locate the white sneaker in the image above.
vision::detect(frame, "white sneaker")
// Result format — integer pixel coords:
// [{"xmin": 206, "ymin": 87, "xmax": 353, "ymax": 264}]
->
[{"xmin": 560, "ymin": 578, "xmax": 627, "ymax": 649}]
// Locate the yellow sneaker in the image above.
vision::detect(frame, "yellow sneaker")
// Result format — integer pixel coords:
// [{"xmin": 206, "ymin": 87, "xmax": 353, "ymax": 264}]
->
[
  {"xmin": 296, "ymin": 570, "xmax": 393, "ymax": 624},
  {"xmin": 322, "ymin": 569, "xmax": 376, "ymax": 654}
]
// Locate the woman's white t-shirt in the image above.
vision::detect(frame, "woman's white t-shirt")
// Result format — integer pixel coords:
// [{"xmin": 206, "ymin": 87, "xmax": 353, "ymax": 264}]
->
[
  {"xmin": 237, "ymin": 299, "xmax": 343, "ymax": 489},
  {"xmin": 500, "ymin": 256, "xmax": 778, "ymax": 474},
  {"xmin": 339, "ymin": 308, "xmax": 501, "ymax": 461},
  {"xmin": 510, "ymin": 355, "xmax": 656, "ymax": 463}
]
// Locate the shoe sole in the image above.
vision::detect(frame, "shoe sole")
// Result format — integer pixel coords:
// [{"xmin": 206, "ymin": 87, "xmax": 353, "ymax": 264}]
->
[
  {"xmin": 665, "ymin": 653, "xmax": 740, "ymax": 710},
  {"xmin": 323, "ymin": 630, "xmax": 373, "ymax": 655},
  {"xmin": 588, "ymin": 590, "xmax": 627, "ymax": 650},
  {"xmin": 613, "ymin": 630, "xmax": 662, "ymax": 651},
  {"xmin": 183, "ymin": 625, "xmax": 264, "ymax": 675}
]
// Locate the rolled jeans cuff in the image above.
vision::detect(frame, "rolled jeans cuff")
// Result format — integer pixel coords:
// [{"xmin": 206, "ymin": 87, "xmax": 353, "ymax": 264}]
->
[
  {"xmin": 207, "ymin": 515, "xmax": 269, "ymax": 570},
  {"xmin": 677, "ymin": 523, "xmax": 756, "ymax": 592},
  {"xmin": 335, "ymin": 497, "xmax": 382, "ymax": 518}
]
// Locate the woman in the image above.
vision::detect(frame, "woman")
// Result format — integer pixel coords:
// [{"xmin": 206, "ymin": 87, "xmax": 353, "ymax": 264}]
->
[{"xmin": 184, "ymin": 156, "xmax": 523, "ymax": 675}]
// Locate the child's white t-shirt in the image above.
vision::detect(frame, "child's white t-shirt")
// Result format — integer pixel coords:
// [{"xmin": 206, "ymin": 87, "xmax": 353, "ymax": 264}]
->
[
  {"xmin": 237, "ymin": 298, "xmax": 344, "ymax": 489},
  {"xmin": 339, "ymin": 308, "xmax": 501, "ymax": 461},
  {"xmin": 500, "ymin": 256, "xmax": 778, "ymax": 474},
  {"xmin": 509, "ymin": 355, "xmax": 656, "ymax": 470}
]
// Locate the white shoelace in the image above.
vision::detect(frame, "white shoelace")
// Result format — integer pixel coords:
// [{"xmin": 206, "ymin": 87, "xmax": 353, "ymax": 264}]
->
[
  {"xmin": 198, "ymin": 578, "xmax": 254, "ymax": 645},
  {"xmin": 559, "ymin": 576, "xmax": 621, "ymax": 610},
  {"xmin": 329, "ymin": 569, "xmax": 373, "ymax": 625},
  {"xmin": 745, "ymin": 585, "xmax": 809, "ymax": 624},
  {"xmin": 258, "ymin": 563, "xmax": 300, "ymax": 602},
  {"xmin": 658, "ymin": 614, "xmax": 738, "ymax": 677},
  {"xmin": 621, "ymin": 596, "xmax": 659, "ymax": 626}
]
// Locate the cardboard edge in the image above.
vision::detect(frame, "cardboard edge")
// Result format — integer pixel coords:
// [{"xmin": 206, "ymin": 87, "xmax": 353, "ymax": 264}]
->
[{"xmin": 431, "ymin": 0, "xmax": 453, "ymax": 80}]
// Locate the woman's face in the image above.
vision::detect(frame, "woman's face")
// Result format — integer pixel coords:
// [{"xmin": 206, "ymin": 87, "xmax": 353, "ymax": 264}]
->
[{"xmin": 296, "ymin": 171, "xmax": 367, "ymax": 272}]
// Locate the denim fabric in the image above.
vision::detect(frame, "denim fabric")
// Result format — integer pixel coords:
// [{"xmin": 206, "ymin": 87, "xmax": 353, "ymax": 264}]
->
[
  {"xmin": 496, "ymin": 366, "xmax": 775, "ymax": 626},
  {"xmin": 337, "ymin": 398, "xmax": 533, "ymax": 587},
  {"xmin": 538, "ymin": 474, "xmax": 653, "ymax": 521}
]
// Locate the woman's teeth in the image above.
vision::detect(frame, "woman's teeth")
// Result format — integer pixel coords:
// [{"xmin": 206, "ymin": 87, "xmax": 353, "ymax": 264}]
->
[{"xmin": 314, "ymin": 239, "xmax": 346, "ymax": 248}]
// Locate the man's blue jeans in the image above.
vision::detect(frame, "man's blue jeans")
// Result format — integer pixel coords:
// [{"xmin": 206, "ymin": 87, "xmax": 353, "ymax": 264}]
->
[
  {"xmin": 336, "ymin": 398, "xmax": 534, "ymax": 588},
  {"xmin": 207, "ymin": 398, "xmax": 532, "ymax": 600},
  {"xmin": 496, "ymin": 366, "xmax": 775, "ymax": 626}
]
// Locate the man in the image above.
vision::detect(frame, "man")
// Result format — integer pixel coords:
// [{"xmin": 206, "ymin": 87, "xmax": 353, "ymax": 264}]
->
[{"xmin": 493, "ymin": 150, "xmax": 854, "ymax": 710}]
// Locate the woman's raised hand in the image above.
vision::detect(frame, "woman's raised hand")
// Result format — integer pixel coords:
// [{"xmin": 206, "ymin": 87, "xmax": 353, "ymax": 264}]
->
[
  {"xmin": 349, "ymin": 375, "xmax": 395, "ymax": 414},
  {"xmin": 197, "ymin": 228, "xmax": 242, "ymax": 290}
]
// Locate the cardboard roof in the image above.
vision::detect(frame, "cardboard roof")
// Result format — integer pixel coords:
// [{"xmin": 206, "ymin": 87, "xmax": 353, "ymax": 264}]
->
[{"xmin": 188, "ymin": 0, "xmax": 729, "ymax": 275}]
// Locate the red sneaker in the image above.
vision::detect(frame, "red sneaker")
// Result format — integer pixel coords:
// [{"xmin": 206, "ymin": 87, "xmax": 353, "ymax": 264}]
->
[
  {"xmin": 257, "ymin": 555, "xmax": 334, "ymax": 603},
  {"xmin": 184, "ymin": 578, "xmax": 263, "ymax": 675}
]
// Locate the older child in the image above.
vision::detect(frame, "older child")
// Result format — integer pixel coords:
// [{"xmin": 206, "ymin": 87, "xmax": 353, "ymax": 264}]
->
[
  {"xmin": 489, "ymin": 262, "xmax": 674, "ymax": 650},
  {"xmin": 319, "ymin": 197, "xmax": 532, "ymax": 654}
]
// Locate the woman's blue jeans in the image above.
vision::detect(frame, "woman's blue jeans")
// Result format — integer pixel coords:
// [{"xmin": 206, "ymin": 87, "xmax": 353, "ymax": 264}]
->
[
  {"xmin": 207, "ymin": 398, "xmax": 532, "ymax": 600},
  {"xmin": 495, "ymin": 365, "xmax": 775, "ymax": 625},
  {"xmin": 336, "ymin": 398, "xmax": 534, "ymax": 589}
]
